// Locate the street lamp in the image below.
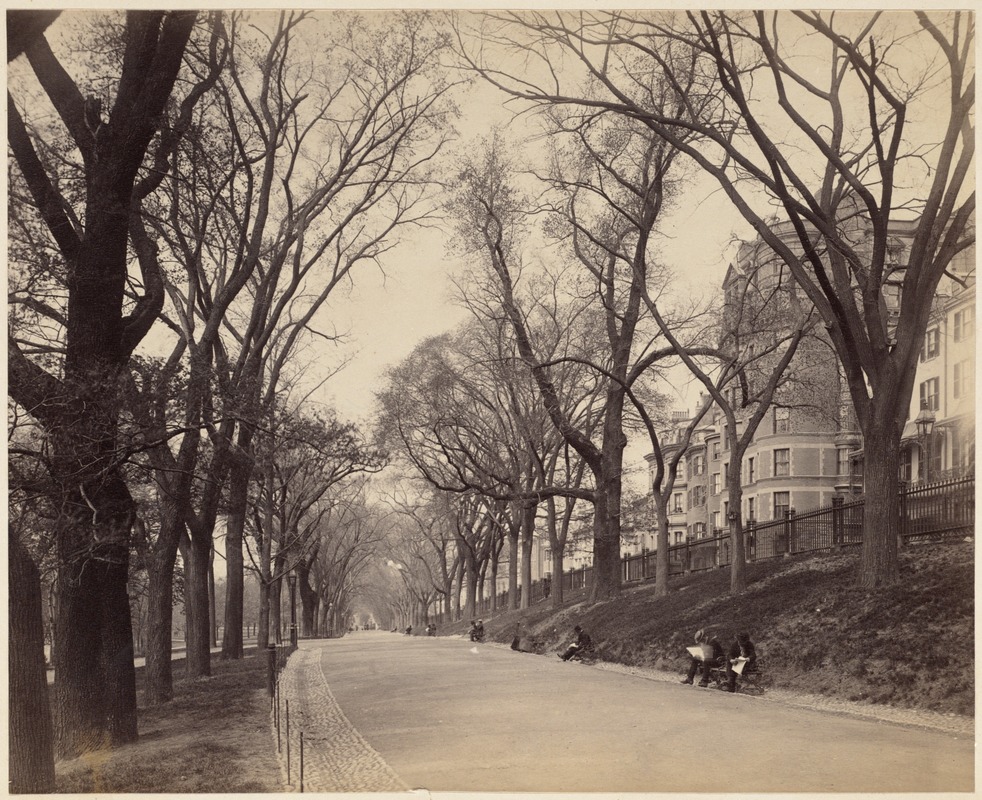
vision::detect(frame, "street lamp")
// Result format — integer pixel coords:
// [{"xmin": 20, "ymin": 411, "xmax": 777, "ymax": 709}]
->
[
  {"xmin": 915, "ymin": 400, "xmax": 936, "ymax": 484},
  {"xmin": 287, "ymin": 570, "xmax": 298, "ymax": 648}
]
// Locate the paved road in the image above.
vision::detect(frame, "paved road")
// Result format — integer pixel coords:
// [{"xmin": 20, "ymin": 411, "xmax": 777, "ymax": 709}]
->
[{"xmin": 276, "ymin": 632, "xmax": 973, "ymax": 793}]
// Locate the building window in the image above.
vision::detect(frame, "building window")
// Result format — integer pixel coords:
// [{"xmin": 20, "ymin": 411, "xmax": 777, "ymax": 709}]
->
[
  {"xmin": 774, "ymin": 448, "xmax": 790, "ymax": 477},
  {"xmin": 920, "ymin": 327, "xmax": 940, "ymax": 361},
  {"xmin": 954, "ymin": 359, "xmax": 973, "ymax": 399},
  {"xmin": 951, "ymin": 425, "xmax": 975, "ymax": 472},
  {"xmin": 692, "ymin": 485, "xmax": 706, "ymax": 507},
  {"xmin": 773, "ymin": 407, "xmax": 790, "ymax": 434},
  {"xmin": 954, "ymin": 307, "xmax": 975, "ymax": 342},
  {"xmin": 747, "ymin": 497, "xmax": 756, "ymax": 521},
  {"xmin": 694, "ymin": 522, "xmax": 707, "ymax": 538},
  {"xmin": 837, "ymin": 448, "xmax": 850, "ymax": 477},
  {"xmin": 926, "ymin": 434, "xmax": 944, "ymax": 480},
  {"xmin": 710, "ymin": 473, "xmax": 720, "ymax": 495},
  {"xmin": 747, "ymin": 457, "xmax": 755, "ymax": 483},
  {"xmin": 672, "ymin": 493, "xmax": 684, "ymax": 514},
  {"xmin": 774, "ymin": 491, "xmax": 790, "ymax": 519},
  {"xmin": 712, "ymin": 511, "xmax": 721, "ymax": 531},
  {"xmin": 693, "ymin": 454, "xmax": 705, "ymax": 476},
  {"xmin": 919, "ymin": 377, "xmax": 940, "ymax": 411},
  {"xmin": 674, "ymin": 531, "xmax": 684, "ymax": 545},
  {"xmin": 712, "ymin": 441, "xmax": 720, "ymax": 461},
  {"xmin": 899, "ymin": 448, "xmax": 912, "ymax": 482}
]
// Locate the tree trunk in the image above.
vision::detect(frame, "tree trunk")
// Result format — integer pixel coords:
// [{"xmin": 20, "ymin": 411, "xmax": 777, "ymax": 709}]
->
[
  {"xmin": 271, "ymin": 572, "xmax": 283, "ymax": 645},
  {"xmin": 298, "ymin": 567, "xmax": 316, "ymax": 637},
  {"xmin": 221, "ymin": 435, "xmax": 253, "ymax": 660},
  {"xmin": 859, "ymin": 416, "xmax": 902, "ymax": 587},
  {"xmin": 208, "ymin": 545, "xmax": 218, "ymax": 648},
  {"xmin": 653, "ymin": 500, "xmax": 670, "ymax": 597},
  {"xmin": 53, "ymin": 478, "xmax": 138, "ymax": 758},
  {"xmin": 144, "ymin": 544, "xmax": 177, "ymax": 705},
  {"xmin": 589, "ymin": 470, "xmax": 622, "ymax": 602},
  {"xmin": 257, "ymin": 581, "xmax": 270, "ymax": 649},
  {"xmin": 727, "ymin": 467, "xmax": 747, "ymax": 593},
  {"xmin": 181, "ymin": 530, "xmax": 211, "ymax": 678},
  {"xmin": 506, "ymin": 520, "xmax": 519, "ymax": 609},
  {"xmin": 9, "ymin": 530, "xmax": 55, "ymax": 793},
  {"xmin": 520, "ymin": 502, "xmax": 535, "ymax": 610}
]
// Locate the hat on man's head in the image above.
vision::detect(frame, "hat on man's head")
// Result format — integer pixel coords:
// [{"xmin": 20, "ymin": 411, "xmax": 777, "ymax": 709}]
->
[{"xmin": 694, "ymin": 628, "xmax": 705, "ymax": 642}]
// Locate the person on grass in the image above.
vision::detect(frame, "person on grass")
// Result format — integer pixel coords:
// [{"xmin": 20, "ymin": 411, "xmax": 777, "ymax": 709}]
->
[{"xmin": 559, "ymin": 624, "xmax": 593, "ymax": 661}]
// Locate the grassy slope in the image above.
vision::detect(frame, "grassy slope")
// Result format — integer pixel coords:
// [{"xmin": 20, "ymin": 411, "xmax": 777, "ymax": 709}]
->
[
  {"xmin": 464, "ymin": 540, "xmax": 974, "ymax": 716},
  {"xmin": 56, "ymin": 651, "xmax": 284, "ymax": 792}
]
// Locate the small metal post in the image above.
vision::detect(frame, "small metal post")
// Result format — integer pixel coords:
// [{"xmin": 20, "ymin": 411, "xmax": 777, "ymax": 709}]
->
[
  {"xmin": 286, "ymin": 699, "xmax": 291, "ymax": 785},
  {"xmin": 300, "ymin": 731, "xmax": 305, "ymax": 793},
  {"xmin": 276, "ymin": 678, "xmax": 281, "ymax": 752}
]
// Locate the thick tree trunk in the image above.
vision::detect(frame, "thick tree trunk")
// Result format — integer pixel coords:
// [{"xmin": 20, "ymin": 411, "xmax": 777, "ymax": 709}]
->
[
  {"xmin": 257, "ymin": 581, "xmax": 270, "ymax": 649},
  {"xmin": 859, "ymin": 416, "xmax": 902, "ymax": 587},
  {"xmin": 727, "ymin": 468, "xmax": 747, "ymax": 593},
  {"xmin": 182, "ymin": 531, "xmax": 211, "ymax": 678},
  {"xmin": 589, "ymin": 468, "xmax": 623, "ymax": 602},
  {"xmin": 221, "ymin": 438, "xmax": 253, "ymax": 660},
  {"xmin": 654, "ymin": 500, "xmax": 671, "ymax": 597},
  {"xmin": 208, "ymin": 547, "xmax": 218, "ymax": 648},
  {"xmin": 520, "ymin": 502, "xmax": 535, "ymax": 610},
  {"xmin": 144, "ymin": 546, "xmax": 177, "ymax": 705},
  {"xmin": 9, "ymin": 530, "xmax": 55, "ymax": 793},
  {"xmin": 298, "ymin": 567, "xmax": 316, "ymax": 637},
  {"xmin": 271, "ymin": 572, "xmax": 283, "ymax": 645},
  {"xmin": 53, "ymin": 477, "xmax": 138, "ymax": 758},
  {"xmin": 507, "ymin": 521, "xmax": 519, "ymax": 610}
]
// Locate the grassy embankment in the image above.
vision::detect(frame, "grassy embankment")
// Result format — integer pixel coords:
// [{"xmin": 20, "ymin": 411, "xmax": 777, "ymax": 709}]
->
[
  {"xmin": 457, "ymin": 540, "xmax": 974, "ymax": 716},
  {"xmin": 55, "ymin": 650, "xmax": 284, "ymax": 792}
]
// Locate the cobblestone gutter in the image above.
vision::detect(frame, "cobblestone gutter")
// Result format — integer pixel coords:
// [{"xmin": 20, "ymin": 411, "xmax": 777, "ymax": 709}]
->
[{"xmin": 273, "ymin": 646, "xmax": 408, "ymax": 792}]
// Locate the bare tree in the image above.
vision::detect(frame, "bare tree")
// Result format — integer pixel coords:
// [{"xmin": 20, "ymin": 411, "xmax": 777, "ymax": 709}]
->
[
  {"xmin": 460, "ymin": 10, "xmax": 974, "ymax": 587},
  {"xmin": 247, "ymin": 407, "xmax": 385, "ymax": 647},
  {"xmin": 7, "ymin": 10, "xmax": 219, "ymax": 755}
]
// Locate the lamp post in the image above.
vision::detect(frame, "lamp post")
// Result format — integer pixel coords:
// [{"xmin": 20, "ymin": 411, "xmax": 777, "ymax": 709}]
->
[
  {"xmin": 287, "ymin": 570, "xmax": 298, "ymax": 647},
  {"xmin": 914, "ymin": 400, "xmax": 936, "ymax": 484}
]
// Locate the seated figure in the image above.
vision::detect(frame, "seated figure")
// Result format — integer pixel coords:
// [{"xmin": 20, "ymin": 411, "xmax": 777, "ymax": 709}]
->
[
  {"xmin": 681, "ymin": 628, "xmax": 725, "ymax": 687},
  {"xmin": 725, "ymin": 632, "xmax": 758, "ymax": 692},
  {"xmin": 559, "ymin": 625, "xmax": 593, "ymax": 661}
]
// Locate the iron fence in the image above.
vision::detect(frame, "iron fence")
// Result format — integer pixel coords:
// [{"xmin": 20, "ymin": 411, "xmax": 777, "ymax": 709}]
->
[{"xmin": 427, "ymin": 475, "xmax": 972, "ymax": 624}]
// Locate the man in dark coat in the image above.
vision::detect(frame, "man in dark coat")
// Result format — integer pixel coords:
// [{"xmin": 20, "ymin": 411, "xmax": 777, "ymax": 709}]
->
[
  {"xmin": 681, "ymin": 628, "xmax": 725, "ymax": 686},
  {"xmin": 559, "ymin": 625, "xmax": 593, "ymax": 661},
  {"xmin": 726, "ymin": 632, "xmax": 758, "ymax": 692}
]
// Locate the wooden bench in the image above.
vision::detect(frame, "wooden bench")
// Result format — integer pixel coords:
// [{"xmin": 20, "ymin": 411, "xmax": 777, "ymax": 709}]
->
[{"xmin": 707, "ymin": 659, "xmax": 766, "ymax": 694}]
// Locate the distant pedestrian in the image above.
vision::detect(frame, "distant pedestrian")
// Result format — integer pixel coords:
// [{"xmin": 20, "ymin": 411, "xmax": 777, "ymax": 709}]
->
[
  {"xmin": 559, "ymin": 625, "xmax": 593, "ymax": 661},
  {"xmin": 404, "ymin": 625, "xmax": 413, "ymax": 636},
  {"xmin": 469, "ymin": 619, "xmax": 485, "ymax": 642}
]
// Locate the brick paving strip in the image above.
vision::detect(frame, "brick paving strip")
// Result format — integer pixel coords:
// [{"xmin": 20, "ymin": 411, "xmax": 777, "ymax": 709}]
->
[{"xmin": 273, "ymin": 645, "xmax": 408, "ymax": 792}]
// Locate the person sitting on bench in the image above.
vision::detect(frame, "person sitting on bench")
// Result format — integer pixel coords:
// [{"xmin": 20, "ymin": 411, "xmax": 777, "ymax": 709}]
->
[
  {"xmin": 725, "ymin": 631, "xmax": 758, "ymax": 692},
  {"xmin": 681, "ymin": 628, "xmax": 725, "ymax": 686},
  {"xmin": 559, "ymin": 625, "xmax": 593, "ymax": 661}
]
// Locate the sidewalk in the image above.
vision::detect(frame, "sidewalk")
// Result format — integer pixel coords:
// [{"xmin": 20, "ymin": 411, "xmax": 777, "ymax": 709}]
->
[{"xmin": 273, "ymin": 644, "xmax": 406, "ymax": 792}]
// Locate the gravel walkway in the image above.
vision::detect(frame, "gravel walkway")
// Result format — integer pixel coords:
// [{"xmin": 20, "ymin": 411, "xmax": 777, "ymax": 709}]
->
[{"xmin": 272, "ymin": 645, "xmax": 407, "ymax": 792}]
